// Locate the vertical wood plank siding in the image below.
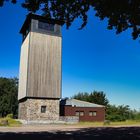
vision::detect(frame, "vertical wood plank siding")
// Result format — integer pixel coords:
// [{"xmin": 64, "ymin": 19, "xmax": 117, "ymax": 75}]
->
[
  {"xmin": 18, "ymin": 33, "xmax": 30, "ymax": 100},
  {"xmin": 27, "ymin": 32, "xmax": 62, "ymax": 98}
]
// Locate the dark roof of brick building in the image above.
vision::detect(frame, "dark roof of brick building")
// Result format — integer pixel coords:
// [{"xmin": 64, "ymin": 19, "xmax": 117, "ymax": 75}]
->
[{"xmin": 60, "ymin": 99, "xmax": 105, "ymax": 108}]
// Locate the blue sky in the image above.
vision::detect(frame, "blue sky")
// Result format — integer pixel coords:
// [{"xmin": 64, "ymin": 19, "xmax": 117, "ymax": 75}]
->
[{"xmin": 0, "ymin": 2, "xmax": 140, "ymax": 110}]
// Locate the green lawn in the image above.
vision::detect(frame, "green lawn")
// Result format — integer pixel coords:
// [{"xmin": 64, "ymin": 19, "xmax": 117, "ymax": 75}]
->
[
  {"xmin": 109, "ymin": 120, "xmax": 140, "ymax": 126},
  {"xmin": 1, "ymin": 118, "xmax": 140, "ymax": 127},
  {"xmin": 77, "ymin": 120, "xmax": 140, "ymax": 127}
]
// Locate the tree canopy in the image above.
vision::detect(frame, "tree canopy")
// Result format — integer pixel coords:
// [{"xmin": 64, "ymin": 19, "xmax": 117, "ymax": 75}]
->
[
  {"xmin": 0, "ymin": 77, "xmax": 18, "ymax": 118},
  {"xmin": 106, "ymin": 104, "xmax": 133, "ymax": 121},
  {"xmin": 72, "ymin": 91, "xmax": 109, "ymax": 106},
  {"xmin": 1, "ymin": 0, "xmax": 140, "ymax": 39}
]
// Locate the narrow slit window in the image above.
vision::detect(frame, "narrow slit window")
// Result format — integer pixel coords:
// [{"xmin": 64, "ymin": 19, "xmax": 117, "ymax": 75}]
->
[{"xmin": 41, "ymin": 106, "xmax": 46, "ymax": 113}]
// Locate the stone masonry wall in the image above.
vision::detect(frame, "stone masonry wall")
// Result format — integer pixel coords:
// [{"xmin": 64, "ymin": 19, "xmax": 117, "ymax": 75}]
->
[
  {"xmin": 18, "ymin": 100, "xmax": 28, "ymax": 120},
  {"xmin": 18, "ymin": 98, "xmax": 59, "ymax": 121}
]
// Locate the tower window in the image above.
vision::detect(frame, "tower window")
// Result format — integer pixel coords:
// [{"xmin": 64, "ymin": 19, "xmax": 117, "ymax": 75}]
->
[
  {"xmin": 41, "ymin": 106, "xmax": 46, "ymax": 113},
  {"xmin": 38, "ymin": 21, "xmax": 54, "ymax": 31}
]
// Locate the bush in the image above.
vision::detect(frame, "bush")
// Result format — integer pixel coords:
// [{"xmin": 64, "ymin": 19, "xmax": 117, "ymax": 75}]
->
[
  {"xmin": 106, "ymin": 105, "xmax": 132, "ymax": 122},
  {"xmin": 0, "ymin": 119, "xmax": 9, "ymax": 126},
  {"xmin": 0, "ymin": 117, "xmax": 21, "ymax": 127},
  {"xmin": 6, "ymin": 114, "xmax": 13, "ymax": 118},
  {"xmin": 104, "ymin": 120, "xmax": 110, "ymax": 125},
  {"xmin": 134, "ymin": 112, "xmax": 140, "ymax": 120}
]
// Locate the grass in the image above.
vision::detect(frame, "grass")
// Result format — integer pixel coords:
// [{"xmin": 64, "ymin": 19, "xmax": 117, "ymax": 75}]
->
[
  {"xmin": 0, "ymin": 117, "xmax": 22, "ymax": 127},
  {"xmin": 1, "ymin": 117, "xmax": 140, "ymax": 127},
  {"xmin": 109, "ymin": 120, "xmax": 140, "ymax": 126},
  {"xmin": 77, "ymin": 121, "xmax": 104, "ymax": 127},
  {"xmin": 76, "ymin": 120, "xmax": 140, "ymax": 127}
]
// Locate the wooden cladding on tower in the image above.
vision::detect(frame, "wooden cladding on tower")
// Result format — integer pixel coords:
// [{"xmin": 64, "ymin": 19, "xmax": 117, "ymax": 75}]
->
[{"xmin": 18, "ymin": 14, "xmax": 62, "ymax": 100}]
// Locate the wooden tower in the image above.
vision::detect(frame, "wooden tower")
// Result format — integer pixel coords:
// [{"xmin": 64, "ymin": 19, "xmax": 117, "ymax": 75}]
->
[{"xmin": 18, "ymin": 14, "xmax": 62, "ymax": 122}]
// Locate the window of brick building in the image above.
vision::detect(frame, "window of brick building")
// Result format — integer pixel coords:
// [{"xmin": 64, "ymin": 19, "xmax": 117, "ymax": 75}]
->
[
  {"xmin": 89, "ymin": 111, "xmax": 97, "ymax": 116},
  {"xmin": 80, "ymin": 111, "xmax": 84, "ymax": 116},
  {"xmin": 75, "ymin": 111, "xmax": 84, "ymax": 116},
  {"xmin": 75, "ymin": 111, "xmax": 80, "ymax": 116}
]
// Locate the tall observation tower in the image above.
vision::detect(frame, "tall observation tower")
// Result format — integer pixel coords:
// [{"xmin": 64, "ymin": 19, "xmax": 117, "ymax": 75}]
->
[{"xmin": 18, "ymin": 14, "xmax": 62, "ymax": 122}]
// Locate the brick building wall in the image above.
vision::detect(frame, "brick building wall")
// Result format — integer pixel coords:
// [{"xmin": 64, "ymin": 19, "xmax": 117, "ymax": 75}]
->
[{"xmin": 60, "ymin": 105, "xmax": 105, "ymax": 122}]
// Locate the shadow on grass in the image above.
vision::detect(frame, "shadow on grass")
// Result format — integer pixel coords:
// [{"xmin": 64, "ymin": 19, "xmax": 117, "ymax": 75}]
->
[{"xmin": 0, "ymin": 127, "xmax": 140, "ymax": 140}]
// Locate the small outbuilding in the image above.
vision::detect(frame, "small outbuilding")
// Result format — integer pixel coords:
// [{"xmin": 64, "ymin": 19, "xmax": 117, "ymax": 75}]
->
[{"xmin": 60, "ymin": 99, "xmax": 105, "ymax": 122}]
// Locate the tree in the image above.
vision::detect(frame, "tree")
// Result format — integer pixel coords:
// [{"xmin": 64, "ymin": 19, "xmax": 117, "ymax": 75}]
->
[
  {"xmin": 72, "ymin": 91, "xmax": 109, "ymax": 106},
  {"xmin": 89, "ymin": 91, "xmax": 109, "ymax": 106},
  {"xmin": 1, "ymin": 0, "xmax": 140, "ymax": 39},
  {"xmin": 0, "ymin": 77, "xmax": 18, "ymax": 117},
  {"xmin": 106, "ymin": 104, "xmax": 133, "ymax": 121},
  {"xmin": 72, "ymin": 92, "xmax": 90, "ymax": 102}
]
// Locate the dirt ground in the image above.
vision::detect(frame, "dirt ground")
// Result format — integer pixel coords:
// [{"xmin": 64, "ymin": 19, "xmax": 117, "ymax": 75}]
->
[{"xmin": 0, "ymin": 125, "xmax": 140, "ymax": 140}]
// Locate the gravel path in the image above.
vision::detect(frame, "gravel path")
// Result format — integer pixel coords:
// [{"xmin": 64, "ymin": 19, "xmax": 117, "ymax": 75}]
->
[
  {"xmin": 0, "ymin": 125, "xmax": 140, "ymax": 140},
  {"xmin": 0, "ymin": 125, "xmax": 84, "ymax": 132}
]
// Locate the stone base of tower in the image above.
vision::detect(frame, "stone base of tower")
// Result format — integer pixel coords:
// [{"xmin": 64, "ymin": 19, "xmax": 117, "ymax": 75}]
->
[{"xmin": 18, "ymin": 98, "xmax": 59, "ymax": 122}]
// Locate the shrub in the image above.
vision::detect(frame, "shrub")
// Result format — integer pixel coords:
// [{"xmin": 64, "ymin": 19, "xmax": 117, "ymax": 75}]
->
[
  {"xmin": 0, "ymin": 119, "xmax": 9, "ymax": 126},
  {"xmin": 6, "ymin": 114, "xmax": 13, "ymax": 118},
  {"xmin": 104, "ymin": 120, "xmax": 110, "ymax": 125}
]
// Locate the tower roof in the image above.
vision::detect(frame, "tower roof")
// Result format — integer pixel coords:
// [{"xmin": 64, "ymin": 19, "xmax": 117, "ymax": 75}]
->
[{"xmin": 20, "ymin": 13, "xmax": 64, "ymax": 34}]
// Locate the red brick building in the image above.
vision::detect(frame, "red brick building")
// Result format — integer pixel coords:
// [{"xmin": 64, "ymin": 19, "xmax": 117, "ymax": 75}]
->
[{"xmin": 60, "ymin": 99, "xmax": 105, "ymax": 122}]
